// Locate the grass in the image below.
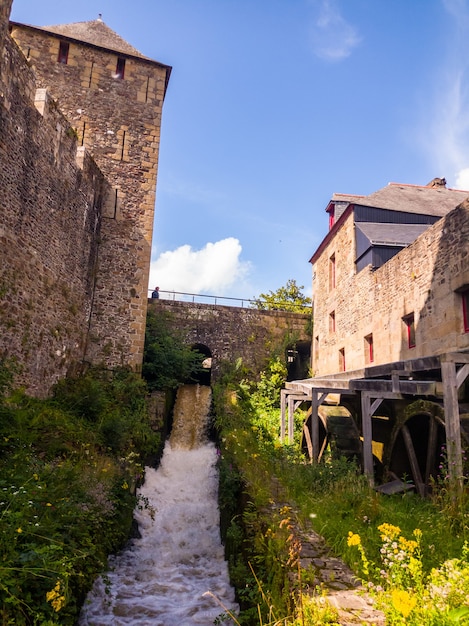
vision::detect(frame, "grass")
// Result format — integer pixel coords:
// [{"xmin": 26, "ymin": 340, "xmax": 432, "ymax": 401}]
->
[
  {"xmin": 213, "ymin": 358, "xmax": 469, "ymax": 625},
  {"xmin": 0, "ymin": 364, "xmax": 160, "ymax": 625}
]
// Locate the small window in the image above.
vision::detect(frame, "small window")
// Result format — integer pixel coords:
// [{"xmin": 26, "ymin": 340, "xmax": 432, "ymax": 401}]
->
[
  {"xmin": 403, "ymin": 313, "xmax": 416, "ymax": 349},
  {"xmin": 462, "ymin": 289, "xmax": 469, "ymax": 333},
  {"xmin": 339, "ymin": 348, "xmax": 346, "ymax": 372},
  {"xmin": 115, "ymin": 57, "xmax": 126, "ymax": 79},
  {"xmin": 329, "ymin": 253, "xmax": 336, "ymax": 291},
  {"xmin": 57, "ymin": 41, "xmax": 69, "ymax": 64},
  {"xmin": 364, "ymin": 334, "xmax": 374, "ymax": 364},
  {"xmin": 329, "ymin": 311, "xmax": 335, "ymax": 333}
]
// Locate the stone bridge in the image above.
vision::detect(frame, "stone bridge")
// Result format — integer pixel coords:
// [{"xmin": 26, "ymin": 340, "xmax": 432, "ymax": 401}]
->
[{"xmin": 148, "ymin": 298, "xmax": 311, "ymax": 381}]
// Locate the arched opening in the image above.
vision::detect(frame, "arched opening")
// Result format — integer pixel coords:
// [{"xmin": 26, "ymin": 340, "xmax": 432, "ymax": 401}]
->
[
  {"xmin": 302, "ymin": 403, "xmax": 361, "ymax": 463},
  {"xmin": 286, "ymin": 340, "xmax": 311, "ymax": 381},
  {"xmin": 190, "ymin": 344, "xmax": 212, "ymax": 386}
]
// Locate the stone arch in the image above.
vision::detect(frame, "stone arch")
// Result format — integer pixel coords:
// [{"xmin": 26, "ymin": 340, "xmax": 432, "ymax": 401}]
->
[
  {"xmin": 191, "ymin": 343, "xmax": 212, "ymax": 386},
  {"xmin": 286, "ymin": 340, "xmax": 311, "ymax": 381}
]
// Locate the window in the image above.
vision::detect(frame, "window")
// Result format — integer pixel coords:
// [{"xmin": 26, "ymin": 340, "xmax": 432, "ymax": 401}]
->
[
  {"xmin": 57, "ymin": 41, "xmax": 69, "ymax": 64},
  {"xmin": 364, "ymin": 334, "xmax": 374, "ymax": 364},
  {"xmin": 403, "ymin": 313, "xmax": 416, "ymax": 349},
  {"xmin": 339, "ymin": 348, "xmax": 346, "ymax": 372},
  {"xmin": 329, "ymin": 311, "xmax": 335, "ymax": 333},
  {"xmin": 329, "ymin": 253, "xmax": 336, "ymax": 290},
  {"xmin": 115, "ymin": 57, "xmax": 126, "ymax": 79},
  {"xmin": 462, "ymin": 289, "xmax": 469, "ymax": 333}
]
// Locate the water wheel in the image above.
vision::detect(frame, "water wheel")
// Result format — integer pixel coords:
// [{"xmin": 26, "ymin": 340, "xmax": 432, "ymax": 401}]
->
[
  {"xmin": 302, "ymin": 405, "xmax": 361, "ymax": 463},
  {"xmin": 387, "ymin": 410, "xmax": 446, "ymax": 497}
]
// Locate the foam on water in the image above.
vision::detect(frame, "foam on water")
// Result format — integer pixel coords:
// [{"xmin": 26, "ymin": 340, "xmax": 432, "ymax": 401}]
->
[{"xmin": 79, "ymin": 385, "xmax": 238, "ymax": 625}]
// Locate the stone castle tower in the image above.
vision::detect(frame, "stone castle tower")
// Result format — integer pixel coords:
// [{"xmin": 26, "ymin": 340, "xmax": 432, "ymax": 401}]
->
[{"xmin": 9, "ymin": 15, "xmax": 171, "ymax": 373}]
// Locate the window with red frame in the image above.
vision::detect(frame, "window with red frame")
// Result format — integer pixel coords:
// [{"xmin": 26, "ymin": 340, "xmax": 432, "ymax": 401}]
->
[
  {"xmin": 57, "ymin": 41, "xmax": 69, "ymax": 64},
  {"xmin": 403, "ymin": 313, "xmax": 416, "ymax": 349},
  {"xmin": 329, "ymin": 253, "xmax": 336, "ymax": 291},
  {"xmin": 339, "ymin": 348, "xmax": 346, "ymax": 372},
  {"xmin": 462, "ymin": 289, "xmax": 469, "ymax": 332},
  {"xmin": 364, "ymin": 334, "xmax": 374, "ymax": 364}
]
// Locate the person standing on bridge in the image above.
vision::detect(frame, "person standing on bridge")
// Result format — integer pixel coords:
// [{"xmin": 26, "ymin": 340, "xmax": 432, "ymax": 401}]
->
[{"xmin": 151, "ymin": 286, "xmax": 160, "ymax": 299}]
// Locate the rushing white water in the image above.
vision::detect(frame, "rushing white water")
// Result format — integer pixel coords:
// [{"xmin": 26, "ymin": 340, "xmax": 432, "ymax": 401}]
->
[{"xmin": 79, "ymin": 385, "xmax": 238, "ymax": 626}]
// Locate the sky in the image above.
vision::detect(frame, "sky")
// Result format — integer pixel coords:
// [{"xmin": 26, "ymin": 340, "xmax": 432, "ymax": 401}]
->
[{"xmin": 9, "ymin": 0, "xmax": 469, "ymax": 302}]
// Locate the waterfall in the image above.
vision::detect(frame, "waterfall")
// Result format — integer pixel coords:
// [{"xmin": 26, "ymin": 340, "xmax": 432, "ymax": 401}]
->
[{"xmin": 79, "ymin": 384, "xmax": 238, "ymax": 625}]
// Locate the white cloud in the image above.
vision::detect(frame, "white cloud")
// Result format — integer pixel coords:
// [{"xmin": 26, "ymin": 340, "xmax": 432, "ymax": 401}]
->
[
  {"xmin": 148, "ymin": 238, "xmax": 251, "ymax": 297},
  {"xmin": 308, "ymin": 0, "xmax": 361, "ymax": 61},
  {"xmin": 456, "ymin": 167, "xmax": 469, "ymax": 190}
]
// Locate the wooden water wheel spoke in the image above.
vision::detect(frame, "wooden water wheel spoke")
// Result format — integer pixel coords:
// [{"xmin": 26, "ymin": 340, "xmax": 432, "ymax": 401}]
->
[
  {"xmin": 401, "ymin": 424, "xmax": 426, "ymax": 497},
  {"xmin": 425, "ymin": 416, "xmax": 438, "ymax": 486}
]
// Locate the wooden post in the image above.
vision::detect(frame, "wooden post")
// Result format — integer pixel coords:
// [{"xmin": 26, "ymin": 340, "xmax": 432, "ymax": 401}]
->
[
  {"xmin": 280, "ymin": 389, "xmax": 287, "ymax": 442},
  {"xmin": 360, "ymin": 393, "xmax": 383, "ymax": 487},
  {"xmin": 441, "ymin": 360, "xmax": 463, "ymax": 497},
  {"xmin": 287, "ymin": 396, "xmax": 295, "ymax": 443}
]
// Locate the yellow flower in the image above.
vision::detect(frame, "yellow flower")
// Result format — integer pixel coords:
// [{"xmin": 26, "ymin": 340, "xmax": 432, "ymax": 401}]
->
[
  {"xmin": 391, "ymin": 588, "xmax": 417, "ymax": 617},
  {"xmin": 378, "ymin": 522, "xmax": 401, "ymax": 541},
  {"xmin": 16, "ymin": 527, "xmax": 22, "ymax": 534},
  {"xmin": 46, "ymin": 581, "xmax": 65, "ymax": 612},
  {"xmin": 46, "ymin": 502, "xmax": 52, "ymax": 507},
  {"xmin": 33, "ymin": 473, "xmax": 39, "ymax": 480},
  {"xmin": 122, "ymin": 481, "xmax": 129, "ymax": 489},
  {"xmin": 347, "ymin": 531, "xmax": 361, "ymax": 547}
]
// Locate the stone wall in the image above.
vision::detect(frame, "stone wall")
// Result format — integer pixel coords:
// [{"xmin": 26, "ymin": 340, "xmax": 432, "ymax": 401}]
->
[
  {"xmin": 149, "ymin": 299, "xmax": 311, "ymax": 379},
  {"xmin": 312, "ymin": 203, "xmax": 469, "ymax": 376},
  {"xmin": 10, "ymin": 22, "xmax": 170, "ymax": 370},
  {"xmin": 0, "ymin": 33, "xmax": 108, "ymax": 395}
]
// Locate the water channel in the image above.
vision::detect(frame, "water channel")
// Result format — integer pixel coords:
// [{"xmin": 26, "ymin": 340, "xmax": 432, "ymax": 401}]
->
[{"xmin": 79, "ymin": 384, "xmax": 238, "ymax": 625}]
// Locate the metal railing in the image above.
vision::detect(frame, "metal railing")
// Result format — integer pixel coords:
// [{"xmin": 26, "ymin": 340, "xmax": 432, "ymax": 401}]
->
[
  {"xmin": 148, "ymin": 289, "xmax": 311, "ymax": 312},
  {"xmin": 148, "ymin": 289, "xmax": 256, "ymax": 307}
]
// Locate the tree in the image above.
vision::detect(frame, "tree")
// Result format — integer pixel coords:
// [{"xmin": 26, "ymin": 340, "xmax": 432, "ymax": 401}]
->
[
  {"xmin": 142, "ymin": 309, "xmax": 204, "ymax": 391},
  {"xmin": 253, "ymin": 279, "xmax": 312, "ymax": 314}
]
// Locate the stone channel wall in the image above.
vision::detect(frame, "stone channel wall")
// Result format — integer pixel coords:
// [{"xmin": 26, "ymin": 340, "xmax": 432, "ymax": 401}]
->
[
  {"xmin": 0, "ymin": 30, "xmax": 108, "ymax": 396},
  {"xmin": 312, "ymin": 202, "xmax": 469, "ymax": 376}
]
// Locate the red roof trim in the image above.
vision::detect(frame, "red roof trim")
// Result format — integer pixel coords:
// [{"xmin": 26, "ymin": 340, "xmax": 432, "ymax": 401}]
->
[{"xmin": 309, "ymin": 204, "xmax": 354, "ymax": 265}]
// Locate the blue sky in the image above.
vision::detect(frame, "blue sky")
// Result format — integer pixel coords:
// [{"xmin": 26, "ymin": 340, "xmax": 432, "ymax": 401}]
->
[{"xmin": 10, "ymin": 0, "xmax": 469, "ymax": 301}]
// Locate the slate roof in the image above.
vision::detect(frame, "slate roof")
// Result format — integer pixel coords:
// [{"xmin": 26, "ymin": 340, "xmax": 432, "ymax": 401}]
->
[
  {"xmin": 356, "ymin": 183, "xmax": 468, "ymax": 217},
  {"xmin": 355, "ymin": 222, "xmax": 429, "ymax": 247}
]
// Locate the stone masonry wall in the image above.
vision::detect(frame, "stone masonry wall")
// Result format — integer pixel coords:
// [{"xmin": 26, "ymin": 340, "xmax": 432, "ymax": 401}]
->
[
  {"xmin": 0, "ymin": 33, "xmax": 107, "ymax": 395},
  {"xmin": 10, "ymin": 23, "xmax": 170, "ymax": 370},
  {"xmin": 312, "ymin": 204, "xmax": 469, "ymax": 376},
  {"xmin": 149, "ymin": 299, "xmax": 311, "ymax": 379}
]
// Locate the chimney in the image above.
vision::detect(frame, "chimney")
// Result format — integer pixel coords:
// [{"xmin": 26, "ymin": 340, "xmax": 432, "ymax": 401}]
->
[{"xmin": 427, "ymin": 177, "xmax": 447, "ymax": 188}]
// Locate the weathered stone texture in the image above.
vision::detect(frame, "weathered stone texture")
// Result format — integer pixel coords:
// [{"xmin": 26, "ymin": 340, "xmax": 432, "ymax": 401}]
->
[
  {"xmin": 10, "ymin": 20, "xmax": 170, "ymax": 371},
  {"xmin": 0, "ymin": 35, "xmax": 107, "ymax": 395},
  {"xmin": 149, "ymin": 300, "xmax": 311, "ymax": 379},
  {"xmin": 312, "ymin": 206, "xmax": 469, "ymax": 376}
]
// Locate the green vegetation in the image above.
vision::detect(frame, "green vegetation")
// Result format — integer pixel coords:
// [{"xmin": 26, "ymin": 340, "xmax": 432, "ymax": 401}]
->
[
  {"xmin": 143, "ymin": 308, "xmax": 204, "ymax": 390},
  {"xmin": 214, "ymin": 357, "xmax": 469, "ymax": 625},
  {"xmin": 253, "ymin": 279, "xmax": 312, "ymax": 314},
  {"xmin": 0, "ymin": 361, "xmax": 159, "ymax": 625}
]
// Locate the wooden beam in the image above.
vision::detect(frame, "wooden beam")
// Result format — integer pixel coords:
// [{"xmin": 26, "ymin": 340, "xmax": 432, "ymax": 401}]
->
[
  {"xmin": 360, "ymin": 392, "xmax": 381, "ymax": 486},
  {"xmin": 456, "ymin": 363, "xmax": 469, "ymax": 389},
  {"xmin": 441, "ymin": 360, "xmax": 464, "ymax": 497},
  {"xmin": 311, "ymin": 391, "xmax": 328, "ymax": 462},
  {"xmin": 401, "ymin": 424, "xmax": 425, "ymax": 497},
  {"xmin": 280, "ymin": 389, "xmax": 287, "ymax": 442}
]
